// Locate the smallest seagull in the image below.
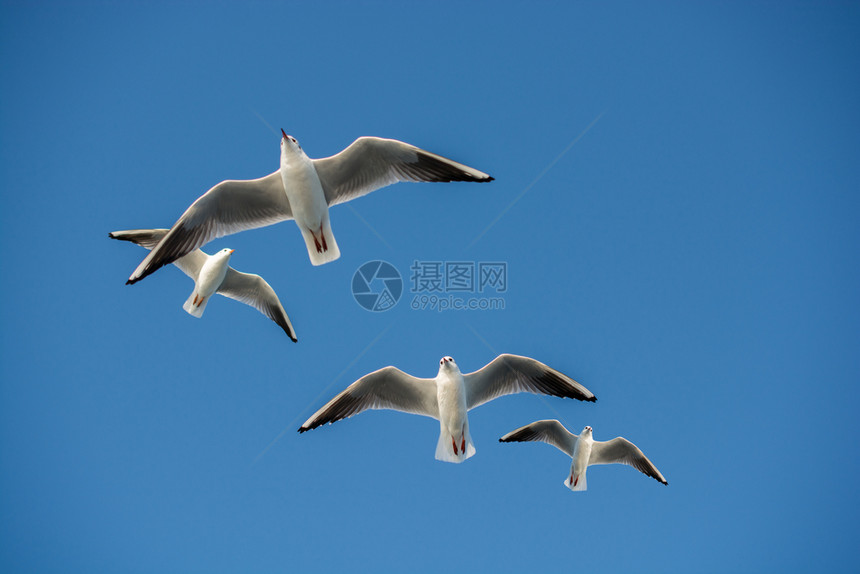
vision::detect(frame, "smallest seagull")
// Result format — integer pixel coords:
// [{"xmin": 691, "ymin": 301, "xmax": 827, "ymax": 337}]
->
[
  {"xmin": 110, "ymin": 229, "xmax": 297, "ymax": 341},
  {"xmin": 499, "ymin": 420, "xmax": 667, "ymax": 491}
]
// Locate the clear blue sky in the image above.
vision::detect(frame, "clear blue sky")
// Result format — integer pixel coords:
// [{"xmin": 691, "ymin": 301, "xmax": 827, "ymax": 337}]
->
[{"xmin": 2, "ymin": 2, "xmax": 859, "ymax": 572}]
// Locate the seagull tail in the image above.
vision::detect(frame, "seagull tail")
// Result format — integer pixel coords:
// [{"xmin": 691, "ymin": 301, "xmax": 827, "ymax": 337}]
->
[
  {"xmin": 183, "ymin": 290, "xmax": 210, "ymax": 318},
  {"xmin": 434, "ymin": 427, "xmax": 476, "ymax": 464},
  {"xmin": 300, "ymin": 218, "xmax": 341, "ymax": 266},
  {"xmin": 564, "ymin": 472, "xmax": 588, "ymax": 492}
]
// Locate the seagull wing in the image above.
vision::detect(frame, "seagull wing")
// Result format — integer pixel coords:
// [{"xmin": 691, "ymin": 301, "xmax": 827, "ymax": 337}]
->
[
  {"xmin": 126, "ymin": 171, "xmax": 291, "ymax": 284},
  {"xmin": 590, "ymin": 437, "xmax": 668, "ymax": 485},
  {"xmin": 109, "ymin": 228, "xmax": 169, "ymax": 250},
  {"xmin": 464, "ymin": 354, "xmax": 596, "ymax": 410},
  {"xmin": 313, "ymin": 137, "xmax": 493, "ymax": 207},
  {"xmin": 299, "ymin": 367, "xmax": 439, "ymax": 432},
  {"xmin": 498, "ymin": 419, "xmax": 578, "ymax": 457},
  {"xmin": 110, "ymin": 228, "xmax": 207, "ymax": 279},
  {"xmin": 217, "ymin": 269, "xmax": 297, "ymax": 342}
]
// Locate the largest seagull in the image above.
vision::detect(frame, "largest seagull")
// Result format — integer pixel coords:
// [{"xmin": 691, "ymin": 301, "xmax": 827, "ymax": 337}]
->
[
  {"xmin": 298, "ymin": 355, "xmax": 596, "ymax": 463},
  {"xmin": 126, "ymin": 132, "xmax": 493, "ymax": 284}
]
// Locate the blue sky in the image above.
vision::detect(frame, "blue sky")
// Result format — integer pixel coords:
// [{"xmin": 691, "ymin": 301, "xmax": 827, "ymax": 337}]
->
[{"xmin": 2, "ymin": 2, "xmax": 859, "ymax": 572}]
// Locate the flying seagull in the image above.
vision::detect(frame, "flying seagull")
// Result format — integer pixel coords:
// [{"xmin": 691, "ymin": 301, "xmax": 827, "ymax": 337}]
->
[
  {"xmin": 298, "ymin": 355, "xmax": 595, "ymax": 463},
  {"xmin": 110, "ymin": 229, "xmax": 297, "ymax": 341},
  {"xmin": 499, "ymin": 420, "xmax": 667, "ymax": 491},
  {"xmin": 125, "ymin": 132, "xmax": 493, "ymax": 284}
]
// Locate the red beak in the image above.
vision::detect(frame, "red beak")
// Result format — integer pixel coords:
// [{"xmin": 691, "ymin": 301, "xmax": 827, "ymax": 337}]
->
[{"xmin": 281, "ymin": 129, "xmax": 288, "ymax": 140}]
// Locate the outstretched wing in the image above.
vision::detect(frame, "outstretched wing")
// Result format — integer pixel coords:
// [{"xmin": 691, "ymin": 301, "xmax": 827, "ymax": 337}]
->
[
  {"xmin": 299, "ymin": 367, "xmax": 439, "ymax": 432},
  {"xmin": 110, "ymin": 228, "xmax": 207, "ymax": 280},
  {"xmin": 464, "ymin": 354, "xmax": 596, "ymax": 410},
  {"xmin": 218, "ymin": 269, "xmax": 297, "ymax": 342},
  {"xmin": 126, "ymin": 171, "xmax": 291, "ymax": 284},
  {"xmin": 498, "ymin": 419, "xmax": 578, "ymax": 457},
  {"xmin": 109, "ymin": 228, "xmax": 168, "ymax": 250},
  {"xmin": 590, "ymin": 437, "xmax": 668, "ymax": 485},
  {"xmin": 313, "ymin": 137, "xmax": 493, "ymax": 207}
]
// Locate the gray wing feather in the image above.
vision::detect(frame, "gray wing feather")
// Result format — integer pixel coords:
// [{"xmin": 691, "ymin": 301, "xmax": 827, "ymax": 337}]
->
[
  {"xmin": 126, "ymin": 171, "xmax": 291, "ymax": 284},
  {"xmin": 298, "ymin": 367, "xmax": 439, "ymax": 432},
  {"xmin": 313, "ymin": 137, "xmax": 494, "ymax": 207},
  {"xmin": 498, "ymin": 419, "xmax": 578, "ymax": 457},
  {"xmin": 218, "ymin": 269, "xmax": 297, "ymax": 342},
  {"xmin": 109, "ymin": 228, "xmax": 168, "ymax": 249},
  {"xmin": 110, "ymin": 228, "xmax": 207, "ymax": 279},
  {"xmin": 590, "ymin": 437, "xmax": 668, "ymax": 485},
  {"xmin": 464, "ymin": 354, "xmax": 596, "ymax": 410}
]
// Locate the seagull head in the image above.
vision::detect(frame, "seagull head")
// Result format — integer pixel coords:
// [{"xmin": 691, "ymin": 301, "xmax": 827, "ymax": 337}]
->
[
  {"xmin": 215, "ymin": 248, "xmax": 235, "ymax": 260},
  {"xmin": 581, "ymin": 425, "xmax": 593, "ymax": 437},
  {"xmin": 438, "ymin": 356, "xmax": 458, "ymax": 372},
  {"xmin": 280, "ymin": 129, "xmax": 303, "ymax": 155}
]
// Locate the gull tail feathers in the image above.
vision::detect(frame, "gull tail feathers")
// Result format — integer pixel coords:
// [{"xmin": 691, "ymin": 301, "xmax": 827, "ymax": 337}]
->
[
  {"xmin": 183, "ymin": 291, "xmax": 211, "ymax": 318},
  {"xmin": 434, "ymin": 429, "xmax": 476, "ymax": 464},
  {"xmin": 564, "ymin": 472, "xmax": 588, "ymax": 492},
  {"xmin": 300, "ymin": 220, "xmax": 340, "ymax": 266}
]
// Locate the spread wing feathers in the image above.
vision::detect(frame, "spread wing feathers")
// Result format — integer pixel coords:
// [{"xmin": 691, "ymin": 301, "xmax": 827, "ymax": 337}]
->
[
  {"xmin": 218, "ymin": 269, "xmax": 297, "ymax": 342},
  {"xmin": 110, "ymin": 228, "xmax": 207, "ymax": 279},
  {"xmin": 313, "ymin": 136, "xmax": 494, "ymax": 207},
  {"xmin": 590, "ymin": 437, "xmax": 668, "ymax": 485},
  {"xmin": 464, "ymin": 354, "xmax": 596, "ymax": 410},
  {"xmin": 498, "ymin": 419, "xmax": 578, "ymax": 457},
  {"xmin": 298, "ymin": 367, "xmax": 440, "ymax": 432},
  {"xmin": 126, "ymin": 171, "xmax": 292, "ymax": 284},
  {"xmin": 109, "ymin": 228, "xmax": 168, "ymax": 249}
]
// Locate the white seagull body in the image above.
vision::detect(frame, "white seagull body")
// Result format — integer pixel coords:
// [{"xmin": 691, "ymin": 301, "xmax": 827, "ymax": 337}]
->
[
  {"xmin": 125, "ymin": 132, "xmax": 493, "ymax": 284},
  {"xmin": 499, "ymin": 420, "xmax": 667, "ymax": 491},
  {"xmin": 298, "ymin": 355, "xmax": 596, "ymax": 463},
  {"xmin": 110, "ymin": 229, "xmax": 297, "ymax": 341}
]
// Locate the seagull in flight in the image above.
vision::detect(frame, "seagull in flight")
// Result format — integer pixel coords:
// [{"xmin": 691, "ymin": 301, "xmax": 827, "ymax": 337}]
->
[
  {"xmin": 125, "ymin": 132, "xmax": 493, "ymax": 284},
  {"xmin": 298, "ymin": 355, "xmax": 596, "ymax": 463},
  {"xmin": 499, "ymin": 420, "xmax": 667, "ymax": 491},
  {"xmin": 111, "ymin": 229, "xmax": 297, "ymax": 341}
]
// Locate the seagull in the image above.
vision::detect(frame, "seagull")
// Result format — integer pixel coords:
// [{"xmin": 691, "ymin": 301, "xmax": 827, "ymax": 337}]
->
[
  {"xmin": 110, "ymin": 228, "xmax": 297, "ymax": 341},
  {"xmin": 125, "ymin": 132, "xmax": 493, "ymax": 284},
  {"xmin": 298, "ymin": 355, "xmax": 595, "ymax": 463},
  {"xmin": 499, "ymin": 420, "xmax": 667, "ymax": 491}
]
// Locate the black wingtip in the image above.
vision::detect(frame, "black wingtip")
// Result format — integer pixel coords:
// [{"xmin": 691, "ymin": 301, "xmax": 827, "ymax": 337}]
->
[
  {"xmin": 485, "ymin": 176, "xmax": 495, "ymax": 182},
  {"xmin": 587, "ymin": 396, "xmax": 597, "ymax": 403},
  {"xmin": 108, "ymin": 232, "xmax": 116, "ymax": 239},
  {"xmin": 290, "ymin": 336, "xmax": 298, "ymax": 343},
  {"xmin": 297, "ymin": 426, "xmax": 308, "ymax": 433}
]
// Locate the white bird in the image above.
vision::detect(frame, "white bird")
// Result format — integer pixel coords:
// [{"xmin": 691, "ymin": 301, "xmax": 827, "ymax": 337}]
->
[
  {"xmin": 499, "ymin": 420, "xmax": 667, "ymax": 491},
  {"xmin": 110, "ymin": 229, "xmax": 297, "ymax": 341},
  {"xmin": 125, "ymin": 131, "xmax": 493, "ymax": 284},
  {"xmin": 298, "ymin": 355, "xmax": 596, "ymax": 463}
]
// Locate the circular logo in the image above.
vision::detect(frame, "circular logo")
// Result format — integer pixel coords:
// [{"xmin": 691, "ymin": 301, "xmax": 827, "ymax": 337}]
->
[{"xmin": 351, "ymin": 261, "xmax": 403, "ymax": 312}]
